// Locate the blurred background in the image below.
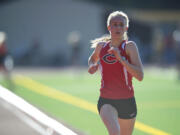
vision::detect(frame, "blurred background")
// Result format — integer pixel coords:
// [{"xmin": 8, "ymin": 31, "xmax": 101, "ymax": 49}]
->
[
  {"xmin": 0, "ymin": 0, "xmax": 180, "ymax": 68},
  {"xmin": 0, "ymin": 0, "xmax": 180, "ymax": 135}
]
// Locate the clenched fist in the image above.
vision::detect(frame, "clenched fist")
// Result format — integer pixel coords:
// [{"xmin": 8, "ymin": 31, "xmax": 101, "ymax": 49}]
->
[{"xmin": 88, "ymin": 63, "xmax": 99, "ymax": 74}]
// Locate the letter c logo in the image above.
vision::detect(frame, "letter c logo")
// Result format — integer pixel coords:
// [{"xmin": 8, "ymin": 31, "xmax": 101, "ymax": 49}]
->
[{"xmin": 102, "ymin": 54, "xmax": 117, "ymax": 64}]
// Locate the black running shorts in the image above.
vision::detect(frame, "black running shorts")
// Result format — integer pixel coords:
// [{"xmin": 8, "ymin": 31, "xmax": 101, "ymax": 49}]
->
[{"xmin": 97, "ymin": 97, "xmax": 137, "ymax": 119}]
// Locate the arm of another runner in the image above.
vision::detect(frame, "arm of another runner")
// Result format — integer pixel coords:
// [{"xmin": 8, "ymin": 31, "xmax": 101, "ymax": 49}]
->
[{"xmin": 88, "ymin": 42, "xmax": 104, "ymax": 74}]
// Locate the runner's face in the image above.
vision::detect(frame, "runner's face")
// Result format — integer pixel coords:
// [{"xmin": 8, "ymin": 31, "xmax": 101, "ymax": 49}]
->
[{"xmin": 108, "ymin": 16, "xmax": 127, "ymax": 38}]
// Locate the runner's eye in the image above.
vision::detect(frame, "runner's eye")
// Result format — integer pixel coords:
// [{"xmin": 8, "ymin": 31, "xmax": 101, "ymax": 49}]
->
[
  {"xmin": 113, "ymin": 23, "xmax": 118, "ymax": 27},
  {"xmin": 113, "ymin": 22, "xmax": 124, "ymax": 27},
  {"xmin": 120, "ymin": 23, "xmax": 124, "ymax": 27}
]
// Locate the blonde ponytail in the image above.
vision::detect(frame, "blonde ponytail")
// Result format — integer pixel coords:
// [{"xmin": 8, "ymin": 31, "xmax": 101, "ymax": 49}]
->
[
  {"xmin": 90, "ymin": 34, "xmax": 111, "ymax": 48},
  {"xmin": 124, "ymin": 32, "xmax": 128, "ymax": 41}
]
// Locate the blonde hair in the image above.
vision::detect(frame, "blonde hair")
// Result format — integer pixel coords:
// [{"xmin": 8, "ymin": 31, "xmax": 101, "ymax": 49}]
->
[{"xmin": 91, "ymin": 11, "xmax": 129, "ymax": 48}]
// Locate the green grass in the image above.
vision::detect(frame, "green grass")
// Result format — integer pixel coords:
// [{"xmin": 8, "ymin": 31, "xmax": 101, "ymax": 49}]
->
[{"xmin": 0, "ymin": 67, "xmax": 180, "ymax": 135}]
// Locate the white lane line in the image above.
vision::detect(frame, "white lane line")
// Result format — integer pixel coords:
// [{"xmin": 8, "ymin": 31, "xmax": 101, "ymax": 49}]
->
[
  {"xmin": 0, "ymin": 85, "xmax": 78, "ymax": 135},
  {"xmin": 0, "ymin": 100, "xmax": 48, "ymax": 135}
]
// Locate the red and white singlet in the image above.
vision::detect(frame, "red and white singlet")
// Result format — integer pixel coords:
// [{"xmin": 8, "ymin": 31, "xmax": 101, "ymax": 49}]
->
[{"xmin": 99, "ymin": 41, "xmax": 134, "ymax": 99}]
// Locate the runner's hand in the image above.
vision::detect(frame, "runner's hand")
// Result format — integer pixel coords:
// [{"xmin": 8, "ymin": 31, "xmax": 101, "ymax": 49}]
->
[
  {"xmin": 88, "ymin": 63, "xmax": 98, "ymax": 74},
  {"xmin": 108, "ymin": 47, "xmax": 122, "ymax": 61}
]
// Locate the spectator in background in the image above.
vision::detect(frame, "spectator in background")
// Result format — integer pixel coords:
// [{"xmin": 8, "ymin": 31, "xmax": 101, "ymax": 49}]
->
[
  {"xmin": 162, "ymin": 32, "xmax": 176, "ymax": 65},
  {"xmin": 173, "ymin": 28, "xmax": 180, "ymax": 80},
  {"xmin": 0, "ymin": 32, "xmax": 8, "ymax": 69},
  {"xmin": 0, "ymin": 31, "xmax": 14, "ymax": 89},
  {"xmin": 152, "ymin": 28, "xmax": 164, "ymax": 64},
  {"xmin": 67, "ymin": 31, "xmax": 82, "ymax": 66}
]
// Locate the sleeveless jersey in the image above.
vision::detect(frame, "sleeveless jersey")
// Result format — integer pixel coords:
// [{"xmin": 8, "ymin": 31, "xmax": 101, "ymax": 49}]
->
[{"xmin": 99, "ymin": 41, "xmax": 134, "ymax": 99}]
